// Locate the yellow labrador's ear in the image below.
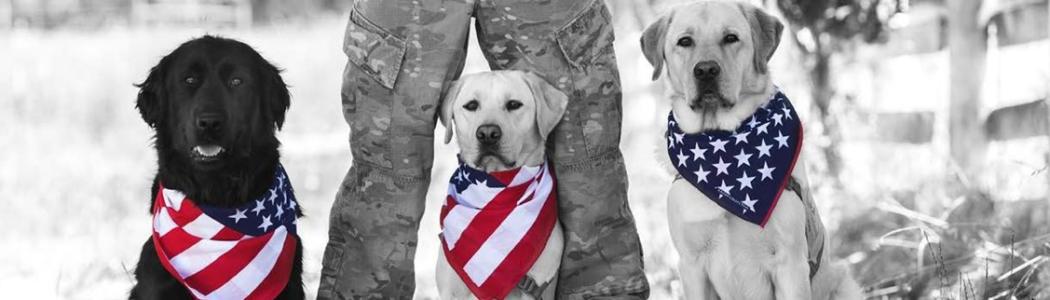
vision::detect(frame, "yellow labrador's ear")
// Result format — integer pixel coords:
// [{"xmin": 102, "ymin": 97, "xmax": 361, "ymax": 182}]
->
[
  {"xmin": 640, "ymin": 13, "xmax": 672, "ymax": 81},
  {"xmin": 439, "ymin": 79, "xmax": 465, "ymax": 144},
  {"xmin": 521, "ymin": 71, "xmax": 568, "ymax": 142},
  {"xmin": 740, "ymin": 3, "xmax": 783, "ymax": 74}
]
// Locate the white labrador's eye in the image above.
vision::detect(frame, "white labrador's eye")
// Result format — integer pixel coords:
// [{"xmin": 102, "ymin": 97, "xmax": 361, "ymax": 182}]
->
[
  {"xmin": 463, "ymin": 100, "xmax": 479, "ymax": 111},
  {"xmin": 230, "ymin": 77, "xmax": 243, "ymax": 87},
  {"xmin": 722, "ymin": 34, "xmax": 739, "ymax": 45},
  {"xmin": 505, "ymin": 100, "xmax": 523, "ymax": 111},
  {"xmin": 676, "ymin": 37, "xmax": 694, "ymax": 47}
]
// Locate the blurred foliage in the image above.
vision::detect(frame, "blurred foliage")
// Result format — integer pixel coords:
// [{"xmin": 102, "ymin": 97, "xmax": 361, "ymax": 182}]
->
[
  {"xmin": 2, "ymin": 0, "xmax": 352, "ymax": 29},
  {"xmin": 776, "ymin": 0, "xmax": 903, "ymax": 45},
  {"xmin": 249, "ymin": 0, "xmax": 351, "ymax": 25},
  {"xmin": 774, "ymin": 0, "xmax": 905, "ymax": 181}
]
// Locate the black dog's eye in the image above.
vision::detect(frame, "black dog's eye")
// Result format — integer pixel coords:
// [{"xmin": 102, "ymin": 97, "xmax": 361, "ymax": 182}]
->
[
  {"xmin": 230, "ymin": 77, "xmax": 243, "ymax": 87},
  {"xmin": 676, "ymin": 37, "xmax": 694, "ymax": 47},
  {"xmin": 184, "ymin": 76, "xmax": 198, "ymax": 85},
  {"xmin": 463, "ymin": 100, "xmax": 479, "ymax": 111},
  {"xmin": 722, "ymin": 34, "xmax": 740, "ymax": 45},
  {"xmin": 505, "ymin": 100, "xmax": 523, "ymax": 111}
]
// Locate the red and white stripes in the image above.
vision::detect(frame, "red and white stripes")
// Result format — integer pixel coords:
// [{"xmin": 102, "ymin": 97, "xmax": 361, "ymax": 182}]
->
[{"xmin": 151, "ymin": 188, "xmax": 296, "ymax": 300}]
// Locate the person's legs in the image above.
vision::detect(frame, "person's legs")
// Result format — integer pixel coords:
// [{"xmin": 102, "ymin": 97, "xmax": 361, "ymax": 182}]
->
[
  {"xmin": 318, "ymin": 1, "xmax": 473, "ymax": 298},
  {"xmin": 474, "ymin": 0, "xmax": 649, "ymax": 298}
]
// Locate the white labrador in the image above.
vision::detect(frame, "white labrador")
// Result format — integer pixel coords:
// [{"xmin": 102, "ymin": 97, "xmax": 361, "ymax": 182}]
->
[
  {"xmin": 640, "ymin": 1, "xmax": 862, "ymax": 299},
  {"xmin": 436, "ymin": 70, "xmax": 567, "ymax": 300}
]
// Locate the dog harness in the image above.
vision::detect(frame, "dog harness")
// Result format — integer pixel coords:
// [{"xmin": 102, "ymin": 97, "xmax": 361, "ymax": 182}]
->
[
  {"xmin": 151, "ymin": 165, "xmax": 299, "ymax": 300},
  {"xmin": 440, "ymin": 160, "xmax": 558, "ymax": 300},
  {"xmin": 667, "ymin": 91, "xmax": 825, "ymax": 277}
]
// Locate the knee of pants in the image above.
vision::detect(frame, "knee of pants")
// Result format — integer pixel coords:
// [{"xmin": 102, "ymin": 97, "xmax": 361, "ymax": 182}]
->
[
  {"xmin": 319, "ymin": 164, "xmax": 428, "ymax": 298},
  {"xmin": 324, "ymin": 164, "xmax": 430, "ymax": 271},
  {"xmin": 341, "ymin": 63, "xmax": 437, "ymax": 179},
  {"xmin": 554, "ymin": 151, "xmax": 634, "ymax": 225},
  {"xmin": 329, "ymin": 162, "xmax": 429, "ymax": 240}
]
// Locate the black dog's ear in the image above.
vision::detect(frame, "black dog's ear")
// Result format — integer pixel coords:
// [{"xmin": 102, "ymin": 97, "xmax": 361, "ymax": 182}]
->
[
  {"xmin": 135, "ymin": 55, "xmax": 171, "ymax": 128},
  {"xmin": 261, "ymin": 63, "xmax": 290, "ymax": 130}
]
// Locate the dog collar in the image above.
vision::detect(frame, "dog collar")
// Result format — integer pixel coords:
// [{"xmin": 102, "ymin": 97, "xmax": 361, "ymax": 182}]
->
[
  {"xmin": 440, "ymin": 160, "xmax": 558, "ymax": 300},
  {"xmin": 151, "ymin": 164, "xmax": 299, "ymax": 299},
  {"xmin": 666, "ymin": 91, "xmax": 802, "ymax": 227}
]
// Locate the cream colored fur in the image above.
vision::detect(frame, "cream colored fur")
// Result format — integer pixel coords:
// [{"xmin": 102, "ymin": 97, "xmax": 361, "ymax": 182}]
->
[
  {"xmin": 641, "ymin": 2, "xmax": 862, "ymax": 299},
  {"xmin": 435, "ymin": 70, "xmax": 567, "ymax": 300}
]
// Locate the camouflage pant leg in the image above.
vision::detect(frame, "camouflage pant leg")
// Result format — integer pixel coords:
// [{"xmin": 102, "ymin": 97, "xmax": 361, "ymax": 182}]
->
[
  {"xmin": 474, "ymin": 0, "xmax": 650, "ymax": 298},
  {"xmin": 318, "ymin": 0, "xmax": 473, "ymax": 299}
]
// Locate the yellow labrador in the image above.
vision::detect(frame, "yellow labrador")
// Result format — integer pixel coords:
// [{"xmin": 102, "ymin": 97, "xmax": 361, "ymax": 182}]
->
[
  {"xmin": 436, "ymin": 70, "xmax": 567, "ymax": 300},
  {"xmin": 641, "ymin": 2, "xmax": 861, "ymax": 299}
]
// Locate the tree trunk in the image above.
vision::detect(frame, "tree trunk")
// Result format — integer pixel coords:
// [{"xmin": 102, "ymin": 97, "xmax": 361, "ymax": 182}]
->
[
  {"xmin": 811, "ymin": 39, "xmax": 844, "ymax": 182},
  {"xmin": 947, "ymin": 0, "xmax": 987, "ymax": 175},
  {"xmin": 1045, "ymin": 0, "xmax": 1050, "ymax": 217}
]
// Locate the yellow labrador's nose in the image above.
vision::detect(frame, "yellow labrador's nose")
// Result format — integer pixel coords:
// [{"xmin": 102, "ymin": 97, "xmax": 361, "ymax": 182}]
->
[
  {"xmin": 693, "ymin": 61, "xmax": 721, "ymax": 81},
  {"xmin": 476, "ymin": 124, "xmax": 502, "ymax": 145}
]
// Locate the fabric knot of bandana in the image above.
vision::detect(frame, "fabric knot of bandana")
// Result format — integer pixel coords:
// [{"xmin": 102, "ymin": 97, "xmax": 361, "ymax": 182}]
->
[
  {"xmin": 151, "ymin": 165, "xmax": 299, "ymax": 300},
  {"xmin": 667, "ymin": 91, "xmax": 803, "ymax": 227},
  {"xmin": 439, "ymin": 160, "xmax": 558, "ymax": 300}
]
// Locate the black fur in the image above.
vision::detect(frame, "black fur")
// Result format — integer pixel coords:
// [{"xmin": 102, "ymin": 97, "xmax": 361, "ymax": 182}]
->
[{"xmin": 129, "ymin": 36, "xmax": 303, "ymax": 300}]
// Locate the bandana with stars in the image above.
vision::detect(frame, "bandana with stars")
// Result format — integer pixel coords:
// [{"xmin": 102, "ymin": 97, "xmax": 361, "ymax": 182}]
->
[{"xmin": 666, "ymin": 91, "xmax": 802, "ymax": 227}]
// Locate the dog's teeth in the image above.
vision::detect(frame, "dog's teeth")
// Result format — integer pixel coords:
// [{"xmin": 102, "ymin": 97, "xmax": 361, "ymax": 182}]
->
[{"xmin": 194, "ymin": 145, "xmax": 224, "ymax": 157}]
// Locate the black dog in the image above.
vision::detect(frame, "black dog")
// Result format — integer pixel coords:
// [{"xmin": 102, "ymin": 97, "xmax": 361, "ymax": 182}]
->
[{"xmin": 129, "ymin": 36, "xmax": 303, "ymax": 300}]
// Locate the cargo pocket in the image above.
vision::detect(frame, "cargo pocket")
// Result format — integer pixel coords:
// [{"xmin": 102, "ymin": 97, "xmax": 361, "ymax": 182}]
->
[
  {"xmin": 318, "ymin": 186, "xmax": 351, "ymax": 298},
  {"xmin": 318, "ymin": 239, "xmax": 345, "ymax": 298},
  {"xmin": 342, "ymin": 7, "xmax": 407, "ymax": 169},
  {"xmin": 343, "ymin": 8, "xmax": 406, "ymax": 90},
  {"xmin": 555, "ymin": 0, "xmax": 622, "ymax": 156}
]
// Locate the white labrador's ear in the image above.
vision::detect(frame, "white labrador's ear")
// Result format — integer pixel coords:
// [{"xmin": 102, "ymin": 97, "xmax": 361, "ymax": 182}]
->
[
  {"xmin": 521, "ymin": 71, "xmax": 568, "ymax": 142},
  {"xmin": 439, "ymin": 79, "xmax": 465, "ymax": 144},
  {"xmin": 740, "ymin": 3, "xmax": 783, "ymax": 74},
  {"xmin": 640, "ymin": 13, "xmax": 672, "ymax": 80}
]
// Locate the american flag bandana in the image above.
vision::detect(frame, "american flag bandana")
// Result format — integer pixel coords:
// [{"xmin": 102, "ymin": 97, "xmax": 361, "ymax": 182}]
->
[
  {"xmin": 439, "ymin": 160, "xmax": 558, "ymax": 300},
  {"xmin": 151, "ymin": 165, "xmax": 299, "ymax": 300},
  {"xmin": 667, "ymin": 91, "xmax": 802, "ymax": 227}
]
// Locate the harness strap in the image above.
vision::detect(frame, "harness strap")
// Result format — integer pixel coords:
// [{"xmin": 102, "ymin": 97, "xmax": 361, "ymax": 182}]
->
[{"xmin": 785, "ymin": 176, "xmax": 824, "ymax": 279}]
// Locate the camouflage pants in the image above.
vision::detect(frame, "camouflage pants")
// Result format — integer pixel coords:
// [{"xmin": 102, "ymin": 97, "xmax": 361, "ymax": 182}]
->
[{"xmin": 319, "ymin": 0, "xmax": 648, "ymax": 299}]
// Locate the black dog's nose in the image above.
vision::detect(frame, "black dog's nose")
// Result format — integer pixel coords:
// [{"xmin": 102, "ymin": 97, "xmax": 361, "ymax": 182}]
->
[
  {"xmin": 196, "ymin": 114, "xmax": 224, "ymax": 131},
  {"xmin": 476, "ymin": 124, "xmax": 502, "ymax": 145},
  {"xmin": 693, "ymin": 61, "xmax": 721, "ymax": 80}
]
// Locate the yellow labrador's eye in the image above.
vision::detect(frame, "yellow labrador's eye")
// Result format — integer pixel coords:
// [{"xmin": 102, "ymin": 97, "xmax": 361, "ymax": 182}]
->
[
  {"xmin": 463, "ymin": 100, "xmax": 479, "ymax": 111},
  {"xmin": 505, "ymin": 100, "xmax": 523, "ymax": 111},
  {"xmin": 676, "ymin": 37, "xmax": 694, "ymax": 47},
  {"xmin": 230, "ymin": 77, "xmax": 243, "ymax": 87},
  {"xmin": 722, "ymin": 34, "xmax": 739, "ymax": 45},
  {"xmin": 184, "ymin": 76, "xmax": 198, "ymax": 85}
]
